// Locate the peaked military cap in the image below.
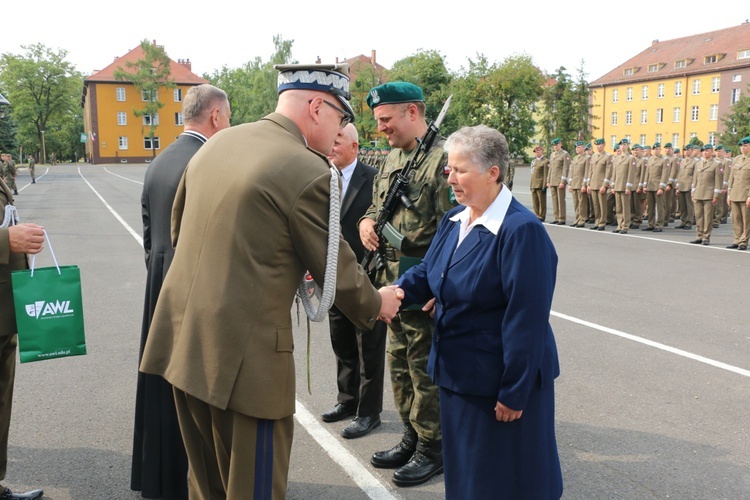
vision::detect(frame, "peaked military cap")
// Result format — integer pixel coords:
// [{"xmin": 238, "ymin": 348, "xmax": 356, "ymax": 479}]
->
[
  {"xmin": 594, "ymin": 138, "xmax": 605, "ymax": 145},
  {"xmin": 275, "ymin": 63, "xmax": 355, "ymax": 120},
  {"xmin": 367, "ymin": 82, "xmax": 424, "ymax": 109},
  {"xmin": 551, "ymin": 138, "xmax": 561, "ymax": 145}
]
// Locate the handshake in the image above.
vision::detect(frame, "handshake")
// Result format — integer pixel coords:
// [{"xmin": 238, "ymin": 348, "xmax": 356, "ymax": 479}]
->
[{"xmin": 377, "ymin": 285, "xmax": 404, "ymax": 323}]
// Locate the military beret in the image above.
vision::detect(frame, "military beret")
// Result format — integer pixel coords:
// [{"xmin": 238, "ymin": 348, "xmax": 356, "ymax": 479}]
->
[
  {"xmin": 584, "ymin": 143, "xmax": 592, "ymax": 150},
  {"xmin": 594, "ymin": 138, "xmax": 605, "ymax": 145},
  {"xmin": 551, "ymin": 138, "xmax": 561, "ymax": 145},
  {"xmin": 367, "ymin": 82, "xmax": 424, "ymax": 109},
  {"xmin": 652, "ymin": 142, "xmax": 661, "ymax": 148},
  {"xmin": 715, "ymin": 144, "xmax": 724, "ymax": 151},
  {"xmin": 619, "ymin": 138, "xmax": 630, "ymax": 145},
  {"xmin": 683, "ymin": 144, "xmax": 692, "ymax": 150},
  {"xmin": 673, "ymin": 148, "xmax": 680, "ymax": 153},
  {"xmin": 725, "ymin": 148, "xmax": 732, "ymax": 154},
  {"xmin": 575, "ymin": 140, "xmax": 585, "ymax": 147},
  {"xmin": 701, "ymin": 144, "xmax": 713, "ymax": 151},
  {"xmin": 275, "ymin": 63, "xmax": 354, "ymax": 120},
  {"xmin": 632, "ymin": 144, "xmax": 642, "ymax": 150},
  {"xmin": 664, "ymin": 142, "xmax": 673, "ymax": 148},
  {"xmin": 643, "ymin": 144, "xmax": 652, "ymax": 149},
  {"xmin": 739, "ymin": 136, "xmax": 750, "ymax": 145}
]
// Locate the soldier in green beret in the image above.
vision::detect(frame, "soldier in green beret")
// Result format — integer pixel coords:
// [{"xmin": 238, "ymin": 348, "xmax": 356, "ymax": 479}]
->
[
  {"xmin": 641, "ymin": 143, "xmax": 669, "ymax": 231},
  {"xmin": 360, "ymin": 81, "xmax": 454, "ymax": 486},
  {"xmin": 546, "ymin": 138, "xmax": 570, "ymax": 224},
  {"xmin": 568, "ymin": 141, "xmax": 589, "ymax": 227},
  {"xmin": 529, "ymin": 145, "xmax": 549, "ymax": 221},
  {"xmin": 714, "ymin": 144, "xmax": 729, "ymax": 224},
  {"xmin": 726, "ymin": 136, "xmax": 750, "ymax": 249}
]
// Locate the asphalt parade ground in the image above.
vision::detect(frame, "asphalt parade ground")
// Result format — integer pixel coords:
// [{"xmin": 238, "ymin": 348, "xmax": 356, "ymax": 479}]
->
[{"xmin": 4, "ymin": 163, "xmax": 749, "ymax": 499}]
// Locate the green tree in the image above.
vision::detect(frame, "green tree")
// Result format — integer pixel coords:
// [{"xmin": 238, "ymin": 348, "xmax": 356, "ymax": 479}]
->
[
  {"xmin": 0, "ymin": 44, "xmax": 82, "ymax": 163},
  {"xmin": 540, "ymin": 67, "xmax": 578, "ymax": 150},
  {"xmin": 114, "ymin": 39, "xmax": 175, "ymax": 158},
  {"xmin": 570, "ymin": 62, "xmax": 592, "ymax": 143},
  {"xmin": 719, "ymin": 88, "xmax": 750, "ymax": 148},
  {"xmin": 350, "ymin": 63, "xmax": 386, "ymax": 147},
  {"xmin": 388, "ymin": 50, "xmax": 452, "ymax": 122}
]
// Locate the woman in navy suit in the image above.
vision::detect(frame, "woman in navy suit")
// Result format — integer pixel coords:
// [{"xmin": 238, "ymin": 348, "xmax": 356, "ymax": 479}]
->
[{"xmin": 397, "ymin": 125, "xmax": 563, "ymax": 499}]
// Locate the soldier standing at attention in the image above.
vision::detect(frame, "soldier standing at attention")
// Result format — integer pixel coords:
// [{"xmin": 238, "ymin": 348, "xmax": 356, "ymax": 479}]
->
[
  {"xmin": 529, "ymin": 145, "xmax": 549, "ymax": 222},
  {"xmin": 725, "ymin": 137, "xmax": 750, "ymax": 250},
  {"xmin": 675, "ymin": 145, "xmax": 697, "ymax": 230},
  {"xmin": 689, "ymin": 144, "xmax": 722, "ymax": 245},
  {"xmin": 359, "ymin": 82, "xmax": 454, "ymax": 487},
  {"xmin": 567, "ymin": 141, "xmax": 589, "ymax": 227},
  {"xmin": 663, "ymin": 143, "xmax": 679, "ymax": 224},
  {"xmin": 27, "ymin": 156, "xmax": 35, "ymax": 184},
  {"xmin": 630, "ymin": 144, "xmax": 645, "ymax": 229},
  {"xmin": 587, "ymin": 138, "xmax": 612, "ymax": 230},
  {"xmin": 1, "ymin": 155, "xmax": 17, "ymax": 196},
  {"xmin": 546, "ymin": 138, "xmax": 570, "ymax": 225},
  {"xmin": 714, "ymin": 145, "xmax": 729, "ymax": 225},
  {"xmin": 641, "ymin": 142, "xmax": 669, "ymax": 232},
  {"xmin": 584, "ymin": 143, "xmax": 595, "ymax": 222},
  {"xmin": 611, "ymin": 139, "xmax": 636, "ymax": 234}
]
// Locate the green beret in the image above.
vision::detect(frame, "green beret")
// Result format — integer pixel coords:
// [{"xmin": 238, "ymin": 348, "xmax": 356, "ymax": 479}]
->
[
  {"xmin": 739, "ymin": 136, "xmax": 750, "ymax": 145},
  {"xmin": 673, "ymin": 148, "xmax": 680, "ymax": 153},
  {"xmin": 642, "ymin": 144, "xmax": 651, "ymax": 150},
  {"xmin": 701, "ymin": 144, "xmax": 713, "ymax": 151},
  {"xmin": 367, "ymin": 82, "xmax": 424, "ymax": 109},
  {"xmin": 715, "ymin": 144, "xmax": 724, "ymax": 151},
  {"xmin": 632, "ymin": 144, "xmax": 642, "ymax": 150},
  {"xmin": 594, "ymin": 138, "xmax": 605, "ymax": 145},
  {"xmin": 652, "ymin": 142, "xmax": 661, "ymax": 148},
  {"xmin": 575, "ymin": 140, "xmax": 585, "ymax": 147},
  {"xmin": 664, "ymin": 142, "xmax": 673, "ymax": 148},
  {"xmin": 684, "ymin": 144, "xmax": 692, "ymax": 150},
  {"xmin": 584, "ymin": 143, "xmax": 592, "ymax": 150},
  {"xmin": 619, "ymin": 138, "xmax": 630, "ymax": 145},
  {"xmin": 551, "ymin": 138, "xmax": 561, "ymax": 145}
]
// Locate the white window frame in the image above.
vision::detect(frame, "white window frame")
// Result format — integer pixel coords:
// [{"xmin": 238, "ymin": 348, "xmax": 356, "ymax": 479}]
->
[
  {"xmin": 672, "ymin": 134, "xmax": 679, "ymax": 148},
  {"xmin": 174, "ymin": 88, "xmax": 183, "ymax": 102},
  {"xmin": 116, "ymin": 87, "xmax": 126, "ymax": 102},
  {"xmin": 733, "ymin": 74, "xmax": 742, "ymax": 83},
  {"xmin": 673, "ymin": 107, "xmax": 681, "ymax": 122},
  {"xmin": 641, "ymin": 85, "xmax": 648, "ymax": 100},
  {"xmin": 656, "ymin": 134, "xmax": 662, "ymax": 144},
  {"xmin": 675, "ymin": 60, "xmax": 686, "ymax": 69},
  {"xmin": 118, "ymin": 136, "xmax": 128, "ymax": 150},
  {"xmin": 640, "ymin": 134, "xmax": 647, "ymax": 146},
  {"xmin": 711, "ymin": 77, "xmax": 720, "ymax": 93},
  {"xmin": 731, "ymin": 88, "xmax": 741, "ymax": 104},
  {"xmin": 611, "ymin": 112, "xmax": 618, "ymax": 126},
  {"xmin": 691, "ymin": 106, "xmax": 699, "ymax": 122},
  {"xmin": 710, "ymin": 104, "xmax": 718, "ymax": 121},
  {"xmin": 641, "ymin": 110, "xmax": 648, "ymax": 124},
  {"xmin": 144, "ymin": 136, "xmax": 161, "ymax": 151},
  {"xmin": 626, "ymin": 110, "xmax": 632, "ymax": 125},
  {"xmin": 658, "ymin": 83, "xmax": 665, "ymax": 98},
  {"xmin": 675, "ymin": 81, "xmax": 683, "ymax": 97},
  {"xmin": 692, "ymin": 79, "xmax": 701, "ymax": 95},
  {"xmin": 626, "ymin": 87, "xmax": 633, "ymax": 101},
  {"xmin": 141, "ymin": 89, "xmax": 156, "ymax": 102},
  {"xmin": 612, "ymin": 89, "xmax": 619, "ymax": 103},
  {"xmin": 142, "ymin": 113, "xmax": 160, "ymax": 126},
  {"xmin": 656, "ymin": 108, "xmax": 664, "ymax": 124},
  {"xmin": 739, "ymin": 49, "xmax": 750, "ymax": 60},
  {"xmin": 175, "ymin": 112, "xmax": 184, "ymax": 126},
  {"xmin": 117, "ymin": 112, "xmax": 127, "ymax": 126},
  {"xmin": 648, "ymin": 64, "xmax": 659, "ymax": 73}
]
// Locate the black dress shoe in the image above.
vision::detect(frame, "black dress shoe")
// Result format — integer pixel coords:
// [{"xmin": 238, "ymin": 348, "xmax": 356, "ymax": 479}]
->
[
  {"xmin": 371, "ymin": 425, "xmax": 418, "ymax": 469},
  {"xmin": 690, "ymin": 239, "xmax": 703, "ymax": 244},
  {"xmin": 653, "ymin": 228, "xmax": 662, "ymax": 232},
  {"xmin": 642, "ymin": 227, "xmax": 654, "ymax": 231},
  {"xmin": 341, "ymin": 415, "xmax": 381, "ymax": 439},
  {"xmin": 321, "ymin": 403, "xmax": 355, "ymax": 423},
  {"xmin": 629, "ymin": 224, "xmax": 639, "ymax": 229},
  {"xmin": 675, "ymin": 224, "xmax": 686, "ymax": 229},
  {"xmin": 0, "ymin": 487, "xmax": 44, "ymax": 500},
  {"xmin": 590, "ymin": 226, "xmax": 599, "ymax": 230},
  {"xmin": 619, "ymin": 230, "xmax": 628, "ymax": 234},
  {"xmin": 612, "ymin": 229, "xmax": 620, "ymax": 233},
  {"xmin": 702, "ymin": 240, "xmax": 710, "ymax": 245},
  {"xmin": 739, "ymin": 245, "xmax": 747, "ymax": 251},
  {"xmin": 597, "ymin": 226, "xmax": 604, "ymax": 231},
  {"xmin": 682, "ymin": 225, "xmax": 692, "ymax": 230},
  {"xmin": 575, "ymin": 224, "xmax": 586, "ymax": 228},
  {"xmin": 392, "ymin": 441, "xmax": 444, "ymax": 487},
  {"xmin": 726, "ymin": 244, "xmax": 739, "ymax": 249}
]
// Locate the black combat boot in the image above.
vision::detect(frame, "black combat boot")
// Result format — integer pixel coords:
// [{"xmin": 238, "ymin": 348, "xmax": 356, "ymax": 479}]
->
[
  {"xmin": 392, "ymin": 439, "xmax": 443, "ymax": 487},
  {"xmin": 370, "ymin": 423, "xmax": 417, "ymax": 469}
]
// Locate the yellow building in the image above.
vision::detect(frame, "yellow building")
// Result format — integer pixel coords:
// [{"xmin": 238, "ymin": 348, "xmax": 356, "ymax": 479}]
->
[
  {"xmin": 590, "ymin": 22, "xmax": 750, "ymax": 150},
  {"xmin": 82, "ymin": 41, "xmax": 208, "ymax": 164}
]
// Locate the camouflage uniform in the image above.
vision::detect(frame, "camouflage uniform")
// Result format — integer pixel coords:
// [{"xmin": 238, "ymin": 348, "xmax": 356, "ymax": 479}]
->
[
  {"xmin": 362, "ymin": 140, "xmax": 454, "ymax": 443},
  {"xmin": 3, "ymin": 158, "xmax": 17, "ymax": 193}
]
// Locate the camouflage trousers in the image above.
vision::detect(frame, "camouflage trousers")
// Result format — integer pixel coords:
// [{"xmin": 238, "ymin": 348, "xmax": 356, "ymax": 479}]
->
[
  {"xmin": 386, "ymin": 309, "xmax": 441, "ymax": 443},
  {"xmin": 3, "ymin": 176, "xmax": 16, "ymax": 191}
]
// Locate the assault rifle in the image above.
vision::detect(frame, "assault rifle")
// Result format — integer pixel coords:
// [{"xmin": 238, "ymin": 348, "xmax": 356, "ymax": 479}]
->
[{"xmin": 361, "ymin": 95, "xmax": 453, "ymax": 278}]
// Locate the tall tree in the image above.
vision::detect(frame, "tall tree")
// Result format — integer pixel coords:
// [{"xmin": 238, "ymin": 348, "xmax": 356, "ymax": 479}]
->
[
  {"xmin": 719, "ymin": 87, "xmax": 750, "ymax": 147},
  {"xmin": 114, "ymin": 39, "xmax": 175, "ymax": 157},
  {"xmin": 0, "ymin": 44, "xmax": 82, "ymax": 162},
  {"xmin": 570, "ymin": 61, "xmax": 592, "ymax": 143},
  {"xmin": 388, "ymin": 50, "xmax": 452, "ymax": 122},
  {"xmin": 540, "ymin": 67, "xmax": 578, "ymax": 150},
  {"xmin": 350, "ymin": 63, "xmax": 386, "ymax": 147}
]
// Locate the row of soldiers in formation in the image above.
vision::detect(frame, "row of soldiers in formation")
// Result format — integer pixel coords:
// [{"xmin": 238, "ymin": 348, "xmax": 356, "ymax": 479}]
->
[
  {"xmin": 357, "ymin": 147, "xmax": 391, "ymax": 169},
  {"xmin": 528, "ymin": 136, "xmax": 750, "ymax": 249}
]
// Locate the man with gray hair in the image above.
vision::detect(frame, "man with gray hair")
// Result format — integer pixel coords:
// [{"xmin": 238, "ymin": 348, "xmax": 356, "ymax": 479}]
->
[{"xmin": 132, "ymin": 83, "xmax": 231, "ymax": 499}]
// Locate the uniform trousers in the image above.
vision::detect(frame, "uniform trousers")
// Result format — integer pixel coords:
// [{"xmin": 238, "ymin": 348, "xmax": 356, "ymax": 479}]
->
[
  {"xmin": 530, "ymin": 188, "xmax": 547, "ymax": 221},
  {"xmin": 730, "ymin": 202, "xmax": 750, "ymax": 246},
  {"xmin": 714, "ymin": 193, "xmax": 727, "ymax": 223},
  {"xmin": 630, "ymin": 191, "xmax": 644, "ymax": 225},
  {"xmin": 386, "ymin": 309, "xmax": 441, "ymax": 443},
  {"xmin": 646, "ymin": 191, "xmax": 666, "ymax": 229},
  {"xmin": 571, "ymin": 188, "xmax": 588, "ymax": 225},
  {"xmin": 694, "ymin": 199, "xmax": 715, "ymax": 241},
  {"xmin": 549, "ymin": 186, "xmax": 566, "ymax": 223},
  {"xmin": 0, "ymin": 335, "xmax": 16, "ymax": 481},
  {"xmin": 173, "ymin": 388, "xmax": 293, "ymax": 500},
  {"xmin": 677, "ymin": 191, "xmax": 695, "ymax": 226},
  {"xmin": 615, "ymin": 191, "xmax": 631, "ymax": 231}
]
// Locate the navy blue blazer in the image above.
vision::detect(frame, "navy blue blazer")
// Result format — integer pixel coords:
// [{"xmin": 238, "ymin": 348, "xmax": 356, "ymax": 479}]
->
[{"xmin": 397, "ymin": 196, "xmax": 560, "ymax": 411}]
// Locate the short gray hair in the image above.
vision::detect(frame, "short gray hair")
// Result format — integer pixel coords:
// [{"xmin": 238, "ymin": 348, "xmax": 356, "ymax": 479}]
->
[
  {"xmin": 444, "ymin": 125, "xmax": 509, "ymax": 183},
  {"xmin": 182, "ymin": 84, "xmax": 228, "ymax": 124}
]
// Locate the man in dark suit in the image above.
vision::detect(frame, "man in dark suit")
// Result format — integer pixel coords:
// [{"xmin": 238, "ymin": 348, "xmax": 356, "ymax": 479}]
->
[
  {"xmin": 322, "ymin": 124, "xmax": 387, "ymax": 439},
  {"xmin": 132, "ymin": 84, "xmax": 230, "ymax": 499},
  {"xmin": 140, "ymin": 64, "xmax": 403, "ymax": 499},
  {"xmin": 0, "ymin": 182, "xmax": 45, "ymax": 500}
]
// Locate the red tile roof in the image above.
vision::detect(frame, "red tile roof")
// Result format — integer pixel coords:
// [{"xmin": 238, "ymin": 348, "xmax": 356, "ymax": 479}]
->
[{"xmin": 592, "ymin": 22, "xmax": 750, "ymax": 86}]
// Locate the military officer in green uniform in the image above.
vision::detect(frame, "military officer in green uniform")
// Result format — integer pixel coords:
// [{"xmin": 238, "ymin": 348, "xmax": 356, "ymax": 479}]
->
[
  {"xmin": 587, "ymin": 138, "xmax": 613, "ymax": 230},
  {"xmin": 714, "ymin": 145, "xmax": 729, "ymax": 224},
  {"xmin": 611, "ymin": 139, "xmax": 636, "ymax": 234},
  {"xmin": 726, "ymin": 136, "xmax": 750, "ymax": 250},
  {"xmin": 359, "ymin": 82, "xmax": 454, "ymax": 487},
  {"xmin": 642, "ymin": 142, "xmax": 669, "ymax": 232},
  {"xmin": 529, "ymin": 145, "xmax": 549, "ymax": 221},
  {"xmin": 675, "ymin": 144, "xmax": 697, "ymax": 229},
  {"xmin": 567, "ymin": 140, "xmax": 589, "ymax": 227},
  {"xmin": 546, "ymin": 138, "xmax": 570, "ymax": 224}
]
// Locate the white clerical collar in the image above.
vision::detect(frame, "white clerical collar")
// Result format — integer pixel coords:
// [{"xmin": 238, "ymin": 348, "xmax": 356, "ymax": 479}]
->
[{"xmin": 449, "ymin": 184, "xmax": 512, "ymax": 236}]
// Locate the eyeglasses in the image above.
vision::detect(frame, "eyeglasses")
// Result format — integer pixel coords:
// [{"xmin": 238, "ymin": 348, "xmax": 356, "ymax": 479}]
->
[{"xmin": 310, "ymin": 99, "xmax": 352, "ymax": 128}]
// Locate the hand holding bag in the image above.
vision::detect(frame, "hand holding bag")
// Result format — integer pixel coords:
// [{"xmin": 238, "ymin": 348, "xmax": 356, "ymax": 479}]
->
[{"xmin": 11, "ymin": 231, "xmax": 87, "ymax": 363}]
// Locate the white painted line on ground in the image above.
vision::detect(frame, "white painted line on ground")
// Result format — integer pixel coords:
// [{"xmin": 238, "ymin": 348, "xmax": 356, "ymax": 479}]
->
[
  {"xmin": 18, "ymin": 167, "xmax": 49, "ymax": 192},
  {"xmin": 103, "ymin": 166, "xmax": 144, "ymax": 185},
  {"xmin": 552, "ymin": 311, "xmax": 750, "ymax": 378},
  {"xmin": 78, "ymin": 164, "xmax": 394, "ymax": 499}
]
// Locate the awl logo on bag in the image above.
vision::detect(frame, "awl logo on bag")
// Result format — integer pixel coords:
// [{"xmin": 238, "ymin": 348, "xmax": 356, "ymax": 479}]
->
[{"xmin": 25, "ymin": 300, "xmax": 75, "ymax": 319}]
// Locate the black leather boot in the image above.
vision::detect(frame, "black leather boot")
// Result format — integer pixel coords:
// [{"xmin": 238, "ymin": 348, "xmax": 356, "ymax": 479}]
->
[
  {"xmin": 370, "ymin": 423, "xmax": 417, "ymax": 469},
  {"xmin": 392, "ymin": 439, "xmax": 443, "ymax": 487}
]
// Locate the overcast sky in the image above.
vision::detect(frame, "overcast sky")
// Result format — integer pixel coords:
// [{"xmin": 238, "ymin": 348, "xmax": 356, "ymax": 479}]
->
[{"xmin": 4, "ymin": 1, "xmax": 748, "ymax": 84}]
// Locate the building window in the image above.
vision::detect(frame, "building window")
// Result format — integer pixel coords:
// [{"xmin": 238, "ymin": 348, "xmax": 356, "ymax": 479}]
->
[
  {"xmin": 174, "ymin": 88, "xmax": 182, "ymax": 102},
  {"xmin": 710, "ymin": 104, "xmax": 718, "ymax": 121},
  {"xmin": 626, "ymin": 87, "xmax": 633, "ymax": 101},
  {"xmin": 705, "ymin": 55, "xmax": 718, "ymax": 64},
  {"xmin": 641, "ymin": 110, "xmax": 648, "ymax": 124},
  {"xmin": 656, "ymin": 134, "xmax": 662, "ymax": 144},
  {"xmin": 611, "ymin": 112, "xmax": 618, "ymax": 126},
  {"xmin": 141, "ymin": 89, "xmax": 156, "ymax": 102},
  {"xmin": 690, "ymin": 132, "xmax": 698, "ymax": 141},
  {"xmin": 658, "ymin": 83, "xmax": 665, "ymax": 98},
  {"xmin": 673, "ymin": 107, "xmax": 681, "ymax": 122},
  {"xmin": 675, "ymin": 81, "xmax": 682, "ymax": 96},
  {"xmin": 709, "ymin": 132, "xmax": 716, "ymax": 145},
  {"xmin": 611, "ymin": 136, "xmax": 617, "ymax": 150},
  {"xmin": 739, "ymin": 50, "xmax": 750, "ymax": 60},
  {"xmin": 116, "ymin": 87, "xmax": 126, "ymax": 102},
  {"xmin": 626, "ymin": 111, "xmax": 632, "ymax": 125},
  {"xmin": 675, "ymin": 60, "xmax": 686, "ymax": 69},
  {"xmin": 624, "ymin": 68, "xmax": 633, "ymax": 76},
  {"xmin": 656, "ymin": 108, "xmax": 664, "ymax": 124},
  {"xmin": 733, "ymin": 74, "xmax": 742, "ymax": 83},
  {"xmin": 731, "ymin": 88, "xmax": 741, "ymax": 104},
  {"xmin": 640, "ymin": 134, "xmax": 647, "ymax": 146},
  {"xmin": 648, "ymin": 64, "xmax": 660, "ymax": 72},
  {"xmin": 175, "ymin": 112, "xmax": 183, "ymax": 126},
  {"xmin": 641, "ymin": 85, "xmax": 648, "ymax": 100},
  {"xmin": 711, "ymin": 77, "xmax": 720, "ymax": 93},
  {"xmin": 672, "ymin": 134, "xmax": 679, "ymax": 147},
  {"xmin": 691, "ymin": 106, "xmax": 699, "ymax": 121},
  {"xmin": 692, "ymin": 79, "xmax": 701, "ymax": 95},
  {"xmin": 142, "ymin": 114, "xmax": 160, "ymax": 126},
  {"xmin": 119, "ymin": 136, "xmax": 128, "ymax": 150},
  {"xmin": 117, "ymin": 112, "xmax": 127, "ymax": 126},
  {"xmin": 612, "ymin": 89, "xmax": 618, "ymax": 102},
  {"xmin": 144, "ymin": 137, "xmax": 161, "ymax": 150}
]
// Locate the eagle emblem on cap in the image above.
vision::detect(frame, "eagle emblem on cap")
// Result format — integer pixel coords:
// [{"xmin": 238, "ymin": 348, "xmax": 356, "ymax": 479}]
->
[{"xmin": 370, "ymin": 89, "xmax": 380, "ymax": 104}]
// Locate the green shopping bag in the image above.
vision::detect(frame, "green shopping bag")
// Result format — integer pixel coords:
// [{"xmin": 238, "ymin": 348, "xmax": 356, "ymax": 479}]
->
[{"xmin": 10, "ymin": 231, "xmax": 87, "ymax": 363}]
